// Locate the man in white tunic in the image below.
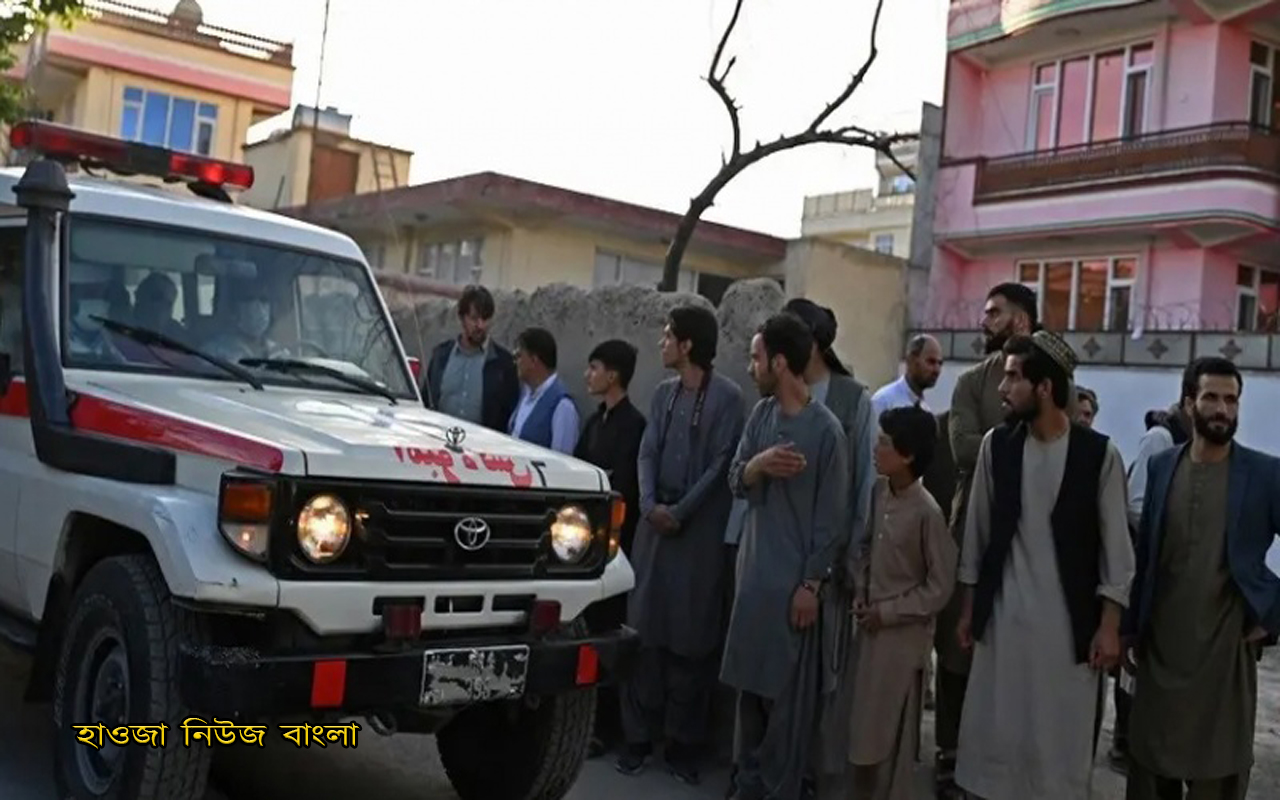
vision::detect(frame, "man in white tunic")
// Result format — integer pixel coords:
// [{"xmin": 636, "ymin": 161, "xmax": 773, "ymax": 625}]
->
[{"xmin": 955, "ymin": 330, "xmax": 1134, "ymax": 800}]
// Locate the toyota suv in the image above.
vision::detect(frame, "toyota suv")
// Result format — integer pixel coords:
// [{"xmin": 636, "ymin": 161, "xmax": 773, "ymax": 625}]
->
[{"xmin": 0, "ymin": 121, "xmax": 637, "ymax": 800}]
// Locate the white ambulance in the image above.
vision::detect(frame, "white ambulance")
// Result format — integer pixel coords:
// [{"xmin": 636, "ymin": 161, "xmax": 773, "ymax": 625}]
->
[{"xmin": 0, "ymin": 121, "xmax": 637, "ymax": 800}]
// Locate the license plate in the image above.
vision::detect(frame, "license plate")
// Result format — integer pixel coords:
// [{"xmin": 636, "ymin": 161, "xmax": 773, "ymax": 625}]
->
[{"xmin": 419, "ymin": 645, "xmax": 530, "ymax": 708}]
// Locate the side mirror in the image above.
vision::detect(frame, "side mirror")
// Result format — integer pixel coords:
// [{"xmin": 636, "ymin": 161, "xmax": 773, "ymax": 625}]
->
[{"xmin": 406, "ymin": 356, "xmax": 422, "ymax": 382}]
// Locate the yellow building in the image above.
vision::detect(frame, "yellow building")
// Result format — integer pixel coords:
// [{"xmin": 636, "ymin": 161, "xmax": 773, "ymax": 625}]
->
[
  {"xmin": 800, "ymin": 139, "xmax": 919, "ymax": 259},
  {"xmin": 240, "ymin": 104, "xmax": 413, "ymax": 210},
  {"xmin": 5, "ymin": 0, "xmax": 293, "ymax": 163},
  {"xmin": 286, "ymin": 171, "xmax": 788, "ymax": 304}
]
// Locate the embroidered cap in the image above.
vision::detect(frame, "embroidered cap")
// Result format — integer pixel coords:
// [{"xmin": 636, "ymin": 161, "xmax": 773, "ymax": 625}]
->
[{"xmin": 1031, "ymin": 329, "xmax": 1078, "ymax": 376}]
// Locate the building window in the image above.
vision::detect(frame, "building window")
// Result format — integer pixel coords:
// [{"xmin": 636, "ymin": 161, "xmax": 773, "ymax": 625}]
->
[
  {"xmin": 1028, "ymin": 41, "xmax": 1153, "ymax": 151},
  {"xmin": 874, "ymin": 234, "xmax": 895, "ymax": 254},
  {"xmin": 1249, "ymin": 42, "xmax": 1280, "ymax": 128},
  {"xmin": 593, "ymin": 249, "xmax": 697, "ymax": 293},
  {"xmin": 1018, "ymin": 256, "xmax": 1135, "ymax": 331},
  {"xmin": 1237, "ymin": 264, "xmax": 1280, "ymax": 332},
  {"xmin": 120, "ymin": 87, "xmax": 218, "ymax": 156},
  {"xmin": 418, "ymin": 237, "xmax": 484, "ymax": 284}
]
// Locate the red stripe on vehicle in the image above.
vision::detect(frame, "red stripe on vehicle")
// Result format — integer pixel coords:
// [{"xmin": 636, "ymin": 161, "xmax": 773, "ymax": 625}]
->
[{"xmin": 0, "ymin": 379, "xmax": 285, "ymax": 472}]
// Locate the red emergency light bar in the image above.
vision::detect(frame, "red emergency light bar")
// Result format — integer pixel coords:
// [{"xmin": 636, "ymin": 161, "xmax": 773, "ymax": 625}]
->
[{"xmin": 9, "ymin": 120, "xmax": 255, "ymax": 191}]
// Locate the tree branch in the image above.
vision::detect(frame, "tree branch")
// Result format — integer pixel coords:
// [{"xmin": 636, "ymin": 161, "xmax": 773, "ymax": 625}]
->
[
  {"xmin": 707, "ymin": 0, "xmax": 747, "ymax": 159},
  {"xmin": 808, "ymin": 0, "xmax": 886, "ymax": 133},
  {"xmin": 660, "ymin": 0, "xmax": 912, "ymax": 292}
]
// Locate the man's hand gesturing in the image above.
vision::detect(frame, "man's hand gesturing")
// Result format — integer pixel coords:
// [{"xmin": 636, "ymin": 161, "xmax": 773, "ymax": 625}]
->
[{"xmin": 749, "ymin": 443, "xmax": 807, "ymax": 482}]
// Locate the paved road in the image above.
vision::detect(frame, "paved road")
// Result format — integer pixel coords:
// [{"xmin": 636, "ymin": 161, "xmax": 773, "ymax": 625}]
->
[{"xmin": 4, "ymin": 638, "xmax": 1277, "ymax": 800}]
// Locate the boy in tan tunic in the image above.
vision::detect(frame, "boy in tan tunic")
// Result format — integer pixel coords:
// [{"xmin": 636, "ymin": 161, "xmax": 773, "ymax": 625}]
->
[{"xmin": 849, "ymin": 405, "xmax": 958, "ymax": 800}]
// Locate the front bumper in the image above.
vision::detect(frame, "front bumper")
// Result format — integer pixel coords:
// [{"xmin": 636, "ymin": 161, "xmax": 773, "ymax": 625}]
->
[{"xmin": 177, "ymin": 627, "xmax": 640, "ymax": 718}]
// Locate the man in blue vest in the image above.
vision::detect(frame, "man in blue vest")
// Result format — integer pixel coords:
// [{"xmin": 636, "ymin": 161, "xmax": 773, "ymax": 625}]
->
[{"xmin": 509, "ymin": 327, "xmax": 580, "ymax": 454}]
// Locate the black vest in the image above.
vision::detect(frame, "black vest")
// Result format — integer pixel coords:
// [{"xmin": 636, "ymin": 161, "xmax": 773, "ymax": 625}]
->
[{"xmin": 971, "ymin": 421, "xmax": 1109, "ymax": 664}]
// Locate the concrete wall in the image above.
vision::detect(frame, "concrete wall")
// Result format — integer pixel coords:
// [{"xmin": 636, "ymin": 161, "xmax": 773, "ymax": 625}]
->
[
  {"xmin": 908, "ymin": 101, "xmax": 943, "ymax": 329},
  {"xmin": 387, "ymin": 279, "xmax": 788, "ymax": 421},
  {"xmin": 782, "ymin": 238, "xmax": 909, "ymax": 391}
]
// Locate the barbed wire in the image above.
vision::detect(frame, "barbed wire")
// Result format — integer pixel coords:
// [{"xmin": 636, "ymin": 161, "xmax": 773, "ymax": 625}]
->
[{"xmin": 915, "ymin": 295, "xmax": 1274, "ymax": 333}]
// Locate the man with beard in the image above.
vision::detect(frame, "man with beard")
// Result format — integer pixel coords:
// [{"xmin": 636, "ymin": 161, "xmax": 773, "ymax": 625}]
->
[
  {"xmin": 723, "ymin": 313, "xmax": 848, "ymax": 800},
  {"xmin": 780, "ymin": 298, "xmax": 876, "ymax": 800},
  {"xmin": 934, "ymin": 282, "xmax": 1038, "ymax": 797},
  {"xmin": 955, "ymin": 330, "xmax": 1133, "ymax": 800},
  {"xmin": 1123, "ymin": 357, "xmax": 1280, "ymax": 800},
  {"xmin": 1110, "ymin": 402, "xmax": 1191, "ymax": 774},
  {"xmin": 424, "ymin": 284, "xmax": 520, "ymax": 433},
  {"xmin": 872, "ymin": 333, "xmax": 945, "ymax": 417},
  {"xmin": 619, "ymin": 305, "xmax": 745, "ymax": 785}
]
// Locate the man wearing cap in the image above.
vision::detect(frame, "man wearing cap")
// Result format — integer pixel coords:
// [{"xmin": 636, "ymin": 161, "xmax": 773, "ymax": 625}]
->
[
  {"xmin": 934, "ymin": 282, "xmax": 1039, "ymax": 797},
  {"xmin": 954, "ymin": 330, "xmax": 1134, "ymax": 800}
]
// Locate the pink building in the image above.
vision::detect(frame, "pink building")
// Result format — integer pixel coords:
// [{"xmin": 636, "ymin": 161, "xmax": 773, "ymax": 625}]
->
[{"xmin": 925, "ymin": 0, "xmax": 1280, "ymax": 367}]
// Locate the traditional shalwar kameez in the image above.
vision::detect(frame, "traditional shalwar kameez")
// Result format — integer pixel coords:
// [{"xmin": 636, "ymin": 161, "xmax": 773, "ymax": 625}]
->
[
  {"xmin": 623, "ymin": 371, "xmax": 744, "ymax": 755},
  {"xmin": 722, "ymin": 397, "xmax": 849, "ymax": 800},
  {"xmin": 848, "ymin": 478, "xmax": 957, "ymax": 800},
  {"xmin": 956, "ymin": 426, "xmax": 1134, "ymax": 800},
  {"xmin": 1126, "ymin": 452, "xmax": 1257, "ymax": 800},
  {"xmin": 809, "ymin": 372, "xmax": 877, "ymax": 800}
]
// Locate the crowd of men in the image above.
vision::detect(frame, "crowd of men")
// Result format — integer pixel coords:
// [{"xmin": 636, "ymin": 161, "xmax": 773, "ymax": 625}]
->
[{"xmin": 421, "ymin": 283, "xmax": 1280, "ymax": 800}]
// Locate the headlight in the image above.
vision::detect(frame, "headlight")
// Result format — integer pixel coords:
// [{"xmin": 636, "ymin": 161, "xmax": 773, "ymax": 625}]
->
[
  {"xmin": 550, "ymin": 505, "xmax": 593, "ymax": 564},
  {"xmin": 297, "ymin": 494, "xmax": 351, "ymax": 563}
]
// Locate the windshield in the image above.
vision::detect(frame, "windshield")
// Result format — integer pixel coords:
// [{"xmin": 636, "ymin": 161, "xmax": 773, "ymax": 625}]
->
[{"xmin": 61, "ymin": 217, "xmax": 415, "ymax": 399}]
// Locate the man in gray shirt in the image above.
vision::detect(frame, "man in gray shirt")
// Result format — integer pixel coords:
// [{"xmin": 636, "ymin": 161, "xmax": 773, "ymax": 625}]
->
[
  {"xmin": 423, "ymin": 285, "xmax": 519, "ymax": 432},
  {"xmin": 723, "ymin": 313, "xmax": 849, "ymax": 800},
  {"xmin": 619, "ymin": 305, "xmax": 745, "ymax": 786}
]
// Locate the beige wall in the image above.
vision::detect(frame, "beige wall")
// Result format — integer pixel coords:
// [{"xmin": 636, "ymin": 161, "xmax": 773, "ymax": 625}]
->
[
  {"xmin": 351, "ymin": 219, "xmax": 774, "ymax": 291},
  {"xmin": 241, "ymin": 129, "xmax": 414, "ymax": 210},
  {"xmin": 784, "ymin": 237, "xmax": 909, "ymax": 390}
]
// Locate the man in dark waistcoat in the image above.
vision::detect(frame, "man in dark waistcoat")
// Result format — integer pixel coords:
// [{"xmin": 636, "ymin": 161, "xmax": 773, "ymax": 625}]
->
[{"xmin": 953, "ymin": 330, "xmax": 1134, "ymax": 800}]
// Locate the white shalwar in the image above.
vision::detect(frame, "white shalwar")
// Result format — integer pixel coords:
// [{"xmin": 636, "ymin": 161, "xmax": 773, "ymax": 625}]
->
[{"xmin": 954, "ymin": 429, "xmax": 1133, "ymax": 800}]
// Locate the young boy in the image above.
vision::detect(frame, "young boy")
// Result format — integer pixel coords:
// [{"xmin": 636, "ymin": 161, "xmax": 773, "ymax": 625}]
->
[{"xmin": 848, "ymin": 405, "xmax": 958, "ymax": 800}]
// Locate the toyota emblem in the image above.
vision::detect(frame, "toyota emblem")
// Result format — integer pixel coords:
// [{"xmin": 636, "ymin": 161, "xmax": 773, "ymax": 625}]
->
[
  {"xmin": 444, "ymin": 426, "xmax": 466, "ymax": 451},
  {"xmin": 453, "ymin": 517, "xmax": 491, "ymax": 551}
]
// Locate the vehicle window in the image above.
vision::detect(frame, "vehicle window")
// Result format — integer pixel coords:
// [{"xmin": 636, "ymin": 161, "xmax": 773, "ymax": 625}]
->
[
  {"xmin": 62, "ymin": 217, "xmax": 414, "ymax": 399},
  {"xmin": 0, "ymin": 226, "xmax": 24, "ymax": 375}
]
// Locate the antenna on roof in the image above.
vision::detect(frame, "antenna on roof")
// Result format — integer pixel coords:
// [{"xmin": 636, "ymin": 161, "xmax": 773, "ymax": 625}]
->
[{"xmin": 307, "ymin": 0, "xmax": 332, "ymax": 204}]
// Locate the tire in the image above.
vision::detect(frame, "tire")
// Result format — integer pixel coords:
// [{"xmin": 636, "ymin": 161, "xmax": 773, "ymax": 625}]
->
[
  {"xmin": 436, "ymin": 618, "xmax": 597, "ymax": 800},
  {"xmin": 52, "ymin": 554, "xmax": 211, "ymax": 800}
]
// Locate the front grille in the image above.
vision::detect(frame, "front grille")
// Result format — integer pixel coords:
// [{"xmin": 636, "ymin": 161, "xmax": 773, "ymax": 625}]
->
[{"xmin": 267, "ymin": 480, "xmax": 611, "ymax": 582}]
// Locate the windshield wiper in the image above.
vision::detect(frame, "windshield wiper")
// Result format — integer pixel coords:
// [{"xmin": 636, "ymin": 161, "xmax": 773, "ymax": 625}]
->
[
  {"xmin": 239, "ymin": 357, "xmax": 398, "ymax": 405},
  {"xmin": 95, "ymin": 317, "xmax": 265, "ymax": 391}
]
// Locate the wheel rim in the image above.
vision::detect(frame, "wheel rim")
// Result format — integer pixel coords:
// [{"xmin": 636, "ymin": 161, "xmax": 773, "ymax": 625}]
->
[{"xmin": 72, "ymin": 628, "xmax": 131, "ymax": 795}]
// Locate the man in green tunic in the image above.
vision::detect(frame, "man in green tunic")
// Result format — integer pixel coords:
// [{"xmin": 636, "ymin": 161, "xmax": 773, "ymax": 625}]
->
[{"xmin": 1124, "ymin": 357, "xmax": 1280, "ymax": 800}]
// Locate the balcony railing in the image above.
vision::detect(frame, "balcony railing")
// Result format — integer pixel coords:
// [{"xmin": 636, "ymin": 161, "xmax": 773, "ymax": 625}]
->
[
  {"xmin": 85, "ymin": 0, "xmax": 293, "ymax": 66},
  {"xmin": 969, "ymin": 123, "xmax": 1280, "ymax": 202},
  {"xmin": 913, "ymin": 328, "xmax": 1280, "ymax": 371}
]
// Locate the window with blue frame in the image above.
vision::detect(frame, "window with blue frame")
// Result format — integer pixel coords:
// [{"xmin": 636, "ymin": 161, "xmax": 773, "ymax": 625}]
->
[{"xmin": 119, "ymin": 87, "xmax": 218, "ymax": 156}]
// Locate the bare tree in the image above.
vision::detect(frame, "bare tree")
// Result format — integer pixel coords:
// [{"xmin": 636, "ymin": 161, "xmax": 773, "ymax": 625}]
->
[{"xmin": 660, "ymin": 0, "xmax": 917, "ymax": 292}]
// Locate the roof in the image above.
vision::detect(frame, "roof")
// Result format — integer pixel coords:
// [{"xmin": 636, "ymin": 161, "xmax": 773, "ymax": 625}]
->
[
  {"xmin": 281, "ymin": 171, "xmax": 788, "ymax": 264},
  {"xmin": 243, "ymin": 125, "xmax": 415, "ymax": 156},
  {"xmin": 0, "ymin": 168, "xmax": 363, "ymax": 261}
]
